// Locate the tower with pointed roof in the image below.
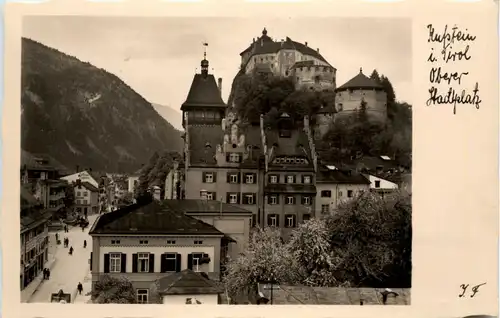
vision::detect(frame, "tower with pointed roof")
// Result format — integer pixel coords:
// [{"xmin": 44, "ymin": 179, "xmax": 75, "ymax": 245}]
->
[
  {"xmin": 334, "ymin": 67, "xmax": 387, "ymax": 123},
  {"xmin": 239, "ymin": 28, "xmax": 336, "ymax": 91}
]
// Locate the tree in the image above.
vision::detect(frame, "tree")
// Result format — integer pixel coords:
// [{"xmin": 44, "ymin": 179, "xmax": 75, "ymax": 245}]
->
[
  {"xmin": 325, "ymin": 190, "xmax": 412, "ymax": 287},
  {"xmin": 287, "ymin": 218, "xmax": 339, "ymax": 287},
  {"xmin": 370, "ymin": 69, "xmax": 381, "ymax": 83},
  {"xmin": 63, "ymin": 183, "xmax": 75, "ymax": 210},
  {"xmin": 223, "ymin": 227, "xmax": 300, "ymax": 300},
  {"xmin": 91, "ymin": 275, "xmax": 137, "ymax": 303}
]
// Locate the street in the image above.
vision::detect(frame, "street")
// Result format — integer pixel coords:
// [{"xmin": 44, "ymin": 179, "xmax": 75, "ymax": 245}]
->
[{"xmin": 28, "ymin": 214, "xmax": 98, "ymax": 303}]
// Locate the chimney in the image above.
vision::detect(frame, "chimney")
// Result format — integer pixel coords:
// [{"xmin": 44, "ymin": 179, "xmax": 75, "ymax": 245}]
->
[
  {"xmin": 218, "ymin": 78, "xmax": 223, "ymax": 95},
  {"xmin": 305, "ymin": 42, "xmax": 308, "ymax": 47},
  {"xmin": 316, "ymin": 48, "xmax": 320, "ymax": 53}
]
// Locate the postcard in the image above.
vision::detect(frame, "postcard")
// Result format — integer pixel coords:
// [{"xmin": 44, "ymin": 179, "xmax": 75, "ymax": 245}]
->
[{"xmin": 2, "ymin": 0, "xmax": 498, "ymax": 318}]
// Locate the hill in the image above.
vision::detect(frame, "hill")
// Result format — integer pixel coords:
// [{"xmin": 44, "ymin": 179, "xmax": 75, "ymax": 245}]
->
[
  {"xmin": 151, "ymin": 103, "xmax": 183, "ymax": 131},
  {"xmin": 21, "ymin": 38, "xmax": 183, "ymax": 173}
]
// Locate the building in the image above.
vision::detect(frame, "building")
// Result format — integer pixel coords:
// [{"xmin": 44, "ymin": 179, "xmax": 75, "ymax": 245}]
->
[
  {"xmin": 162, "ymin": 199, "xmax": 252, "ymax": 260},
  {"xmin": 240, "ymin": 28, "xmax": 337, "ymax": 91},
  {"xmin": 61, "ymin": 170, "xmax": 99, "ymax": 188},
  {"xmin": 74, "ymin": 179, "xmax": 99, "ymax": 216},
  {"xmin": 155, "ymin": 269, "xmax": 225, "ymax": 304},
  {"xmin": 363, "ymin": 174, "xmax": 399, "ymax": 194},
  {"xmin": 20, "ymin": 185, "xmax": 51, "ymax": 290},
  {"xmin": 164, "ymin": 161, "xmax": 180, "ymax": 200},
  {"xmin": 89, "ymin": 200, "xmax": 240, "ymax": 303},
  {"xmin": 334, "ymin": 68, "xmax": 388, "ymax": 123},
  {"xmin": 315, "ymin": 165, "xmax": 371, "ymax": 216}
]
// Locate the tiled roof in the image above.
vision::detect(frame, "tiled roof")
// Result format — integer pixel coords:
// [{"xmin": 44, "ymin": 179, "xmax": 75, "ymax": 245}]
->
[
  {"xmin": 157, "ymin": 269, "xmax": 224, "ymax": 295},
  {"xmin": 336, "ymin": 69, "xmax": 383, "ymax": 91},
  {"xmin": 264, "ymin": 184, "xmax": 316, "ymax": 194},
  {"xmin": 89, "ymin": 201, "xmax": 225, "ymax": 236},
  {"xmin": 181, "ymin": 74, "xmax": 226, "ymax": 110},
  {"xmin": 21, "ymin": 210, "xmax": 52, "ymax": 233},
  {"xmin": 266, "ymin": 129, "xmax": 312, "ymax": 160},
  {"xmin": 163, "ymin": 199, "xmax": 252, "ymax": 214},
  {"xmin": 188, "ymin": 125, "xmax": 223, "ymax": 165},
  {"xmin": 81, "ymin": 181, "xmax": 99, "ymax": 192},
  {"xmin": 316, "ymin": 168, "xmax": 370, "ymax": 184},
  {"xmin": 240, "ymin": 30, "xmax": 331, "ymax": 67},
  {"xmin": 348, "ymin": 156, "xmax": 399, "ymax": 172},
  {"xmin": 257, "ymin": 285, "xmax": 410, "ymax": 305}
]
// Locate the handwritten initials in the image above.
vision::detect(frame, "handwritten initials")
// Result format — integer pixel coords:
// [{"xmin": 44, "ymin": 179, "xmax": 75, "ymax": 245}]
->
[{"xmin": 459, "ymin": 283, "xmax": 486, "ymax": 298}]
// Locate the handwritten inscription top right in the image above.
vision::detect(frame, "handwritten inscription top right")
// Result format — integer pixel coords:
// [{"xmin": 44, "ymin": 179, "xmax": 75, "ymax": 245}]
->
[{"xmin": 426, "ymin": 24, "xmax": 481, "ymax": 115}]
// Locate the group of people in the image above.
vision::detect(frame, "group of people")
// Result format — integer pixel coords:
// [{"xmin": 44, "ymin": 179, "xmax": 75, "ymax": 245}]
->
[{"xmin": 55, "ymin": 230, "xmax": 87, "ymax": 257}]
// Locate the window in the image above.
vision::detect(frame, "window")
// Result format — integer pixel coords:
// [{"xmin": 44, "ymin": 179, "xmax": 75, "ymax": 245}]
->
[
  {"xmin": 84, "ymin": 200, "xmax": 88, "ymax": 205},
  {"xmin": 303, "ymin": 175, "xmax": 311, "ymax": 184},
  {"xmin": 166, "ymin": 240, "xmax": 176, "ymax": 245},
  {"xmin": 83, "ymin": 192, "xmax": 88, "ymax": 197},
  {"xmin": 375, "ymin": 180, "xmax": 381, "ymax": 188},
  {"xmin": 269, "ymin": 215, "xmax": 277, "ymax": 227},
  {"xmin": 347, "ymin": 190, "xmax": 353, "ymax": 198},
  {"xmin": 76, "ymin": 199, "xmax": 81, "ymax": 205},
  {"xmin": 303, "ymin": 214, "xmax": 311, "ymax": 222},
  {"xmin": 230, "ymin": 174, "xmax": 238, "ymax": 184},
  {"xmin": 286, "ymin": 175, "xmax": 295, "ymax": 184},
  {"xmin": 206, "ymin": 192, "xmax": 214, "ymax": 200},
  {"xmin": 191, "ymin": 253, "xmax": 204, "ymax": 272},
  {"xmin": 302, "ymin": 196, "xmax": 311, "ymax": 205},
  {"xmin": 270, "ymin": 175, "xmax": 278, "ymax": 184},
  {"xmin": 245, "ymin": 174, "xmax": 254, "ymax": 184},
  {"xmin": 286, "ymin": 196, "xmax": 295, "ymax": 205},
  {"xmin": 111, "ymin": 240, "xmax": 120, "ymax": 245},
  {"xmin": 164, "ymin": 253, "xmax": 177, "ymax": 272},
  {"xmin": 194, "ymin": 240, "xmax": 203, "ymax": 245},
  {"xmin": 285, "ymin": 215, "xmax": 296, "ymax": 228},
  {"xmin": 139, "ymin": 240, "xmax": 149, "ymax": 245},
  {"xmin": 269, "ymin": 195, "xmax": 278, "ymax": 205},
  {"xmin": 229, "ymin": 193, "xmax": 238, "ymax": 204},
  {"xmin": 321, "ymin": 204, "xmax": 330, "ymax": 214},
  {"xmin": 137, "ymin": 253, "xmax": 149, "ymax": 272},
  {"xmin": 244, "ymin": 194, "xmax": 255, "ymax": 205},
  {"xmin": 77, "ymin": 191, "xmax": 81, "ymax": 197},
  {"xmin": 204, "ymin": 173, "xmax": 214, "ymax": 183},
  {"xmin": 321, "ymin": 190, "xmax": 332, "ymax": 198},
  {"xmin": 136, "ymin": 289, "xmax": 149, "ymax": 304},
  {"xmin": 339, "ymin": 191, "xmax": 343, "ymax": 197},
  {"xmin": 229, "ymin": 153, "xmax": 240, "ymax": 163},
  {"xmin": 109, "ymin": 253, "xmax": 121, "ymax": 273}
]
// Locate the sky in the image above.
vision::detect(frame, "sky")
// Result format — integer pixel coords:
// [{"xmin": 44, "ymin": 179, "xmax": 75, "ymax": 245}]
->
[{"xmin": 22, "ymin": 16, "xmax": 412, "ymax": 128}]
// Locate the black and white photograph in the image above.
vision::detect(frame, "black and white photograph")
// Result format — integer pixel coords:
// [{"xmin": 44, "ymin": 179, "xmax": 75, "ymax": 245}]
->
[{"xmin": 20, "ymin": 15, "xmax": 413, "ymax": 305}]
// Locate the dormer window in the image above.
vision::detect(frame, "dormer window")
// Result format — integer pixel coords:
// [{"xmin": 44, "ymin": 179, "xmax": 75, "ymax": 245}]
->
[{"xmin": 228, "ymin": 153, "xmax": 241, "ymax": 163}]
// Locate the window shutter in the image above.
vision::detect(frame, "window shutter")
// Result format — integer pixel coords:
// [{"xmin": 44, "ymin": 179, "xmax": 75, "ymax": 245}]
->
[
  {"xmin": 121, "ymin": 253, "xmax": 127, "ymax": 273},
  {"xmin": 301, "ymin": 196, "xmax": 305, "ymax": 205},
  {"xmin": 237, "ymin": 172, "xmax": 241, "ymax": 183},
  {"xmin": 277, "ymin": 175, "xmax": 280, "ymax": 183},
  {"xmin": 176, "ymin": 254, "xmax": 182, "ymax": 272},
  {"xmin": 187, "ymin": 254, "xmax": 193, "ymax": 270},
  {"xmin": 202, "ymin": 172, "xmax": 206, "ymax": 183},
  {"xmin": 293, "ymin": 215, "xmax": 297, "ymax": 227},
  {"xmin": 226, "ymin": 173, "xmax": 231, "ymax": 183},
  {"xmin": 268, "ymin": 175, "xmax": 272, "ymax": 183},
  {"xmin": 226, "ymin": 153, "xmax": 230, "ymax": 162},
  {"xmin": 276, "ymin": 215, "xmax": 280, "ymax": 227},
  {"xmin": 267, "ymin": 195, "xmax": 271, "ymax": 204},
  {"xmin": 276, "ymin": 195, "xmax": 280, "ymax": 205},
  {"xmin": 267, "ymin": 214, "xmax": 272, "ymax": 226},
  {"xmin": 160, "ymin": 254, "xmax": 166, "ymax": 273},
  {"xmin": 301, "ymin": 175, "xmax": 304, "ymax": 183},
  {"xmin": 293, "ymin": 175, "xmax": 296, "ymax": 183},
  {"xmin": 213, "ymin": 172, "xmax": 217, "ymax": 183},
  {"xmin": 103, "ymin": 253, "xmax": 110, "ymax": 273},
  {"xmin": 90, "ymin": 252, "xmax": 93, "ymax": 271},
  {"xmin": 253, "ymin": 173, "xmax": 257, "ymax": 183},
  {"xmin": 253, "ymin": 193, "xmax": 257, "ymax": 203},
  {"xmin": 292, "ymin": 196, "xmax": 296, "ymax": 204},
  {"xmin": 238, "ymin": 155, "xmax": 243, "ymax": 163},
  {"xmin": 226, "ymin": 193, "xmax": 230, "ymax": 203},
  {"xmin": 242, "ymin": 194, "xmax": 247, "ymax": 205},
  {"xmin": 236, "ymin": 193, "xmax": 241, "ymax": 204},
  {"xmin": 212, "ymin": 192, "xmax": 217, "ymax": 200},
  {"xmin": 149, "ymin": 254, "xmax": 155, "ymax": 273},
  {"xmin": 132, "ymin": 254, "xmax": 138, "ymax": 273}
]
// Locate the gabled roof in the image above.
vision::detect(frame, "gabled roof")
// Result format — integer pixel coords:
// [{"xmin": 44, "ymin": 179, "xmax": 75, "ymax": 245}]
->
[
  {"xmin": 81, "ymin": 181, "xmax": 99, "ymax": 192},
  {"xmin": 163, "ymin": 199, "xmax": 252, "ymax": 214},
  {"xmin": 157, "ymin": 269, "xmax": 224, "ymax": 295},
  {"xmin": 89, "ymin": 201, "xmax": 225, "ymax": 236},
  {"xmin": 21, "ymin": 209, "xmax": 52, "ymax": 233},
  {"xmin": 266, "ymin": 129, "xmax": 313, "ymax": 162},
  {"xmin": 316, "ymin": 167, "xmax": 370, "ymax": 184},
  {"xmin": 336, "ymin": 69, "xmax": 383, "ymax": 92},
  {"xmin": 181, "ymin": 74, "xmax": 226, "ymax": 110}
]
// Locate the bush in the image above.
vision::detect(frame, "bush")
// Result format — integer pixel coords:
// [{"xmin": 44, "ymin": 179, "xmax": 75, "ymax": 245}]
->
[{"xmin": 91, "ymin": 275, "xmax": 137, "ymax": 304}]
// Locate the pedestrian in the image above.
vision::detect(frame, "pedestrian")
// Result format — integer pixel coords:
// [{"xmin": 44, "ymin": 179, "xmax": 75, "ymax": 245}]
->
[
  {"xmin": 43, "ymin": 268, "xmax": 47, "ymax": 279},
  {"xmin": 47, "ymin": 269, "xmax": 51, "ymax": 280},
  {"xmin": 69, "ymin": 246, "xmax": 73, "ymax": 255},
  {"xmin": 55, "ymin": 233, "xmax": 59, "ymax": 241},
  {"xmin": 83, "ymin": 240, "xmax": 87, "ymax": 248},
  {"xmin": 82, "ymin": 226, "xmax": 84, "ymax": 232},
  {"xmin": 77, "ymin": 282, "xmax": 83, "ymax": 295}
]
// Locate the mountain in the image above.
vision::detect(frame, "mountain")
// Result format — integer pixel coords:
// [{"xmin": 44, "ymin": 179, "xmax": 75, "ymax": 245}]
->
[
  {"xmin": 151, "ymin": 103, "xmax": 183, "ymax": 131},
  {"xmin": 21, "ymin": 37, "xmax": 183, "ymax": 173}
]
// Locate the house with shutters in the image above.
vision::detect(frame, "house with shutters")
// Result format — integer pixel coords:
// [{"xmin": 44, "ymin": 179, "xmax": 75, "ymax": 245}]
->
[{"xmin": 88, "ymin": 200, "xmax": 236, "ymax": 304}]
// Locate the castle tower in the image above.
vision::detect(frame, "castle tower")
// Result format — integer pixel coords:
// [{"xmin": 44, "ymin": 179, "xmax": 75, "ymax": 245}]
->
[{"xmin": 334, "ymin": 67, "xmax": 387, "ymax": 123}]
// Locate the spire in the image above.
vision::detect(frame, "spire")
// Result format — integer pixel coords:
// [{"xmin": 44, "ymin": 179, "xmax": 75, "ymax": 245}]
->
[
  {"xmin": 359, "ymin": 67, "xmax": 363, "ymax": 74},
  {"xmin": 201, "ymin": 42, "xmax": 209, "ymax": 77},
  {"xmin": 262, "ymin": 27, "xmax": 267, "ymax": 36}
]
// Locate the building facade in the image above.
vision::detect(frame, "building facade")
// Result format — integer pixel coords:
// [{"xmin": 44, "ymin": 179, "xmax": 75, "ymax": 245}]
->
[
  {"xmin": 74, "ymin": 180, "xmax": 99, "ymax": 216},
  {"xmin": 239, "ymin": 28, "xmax": 337, "ymax": 91},
  {"xmin": 89, "ymin": 201, "xmax": 238, "ymax": 303}
]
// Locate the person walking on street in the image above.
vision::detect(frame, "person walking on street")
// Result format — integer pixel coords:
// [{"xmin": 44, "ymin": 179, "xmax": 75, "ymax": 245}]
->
[
  {"xmin": 55, "ymin": 233, "xmax": 59, "ymax": 241},
  {"xmin": 43, "ymin": 268, "xmax": 47, "ymax": 280},
  {"xmin": 83, "ymin": 240, "xmax": 87, "ymax": 248},
  {"xmin": 77, "ymin": 282, "xmax": 83, "ymax": 295},
  {"xmin": 69, "ymin": 246, "xmax": 73, "ymax": 255},
  {"xmin": 46, "ymin": 269, "xmax": 51, "ymax": 280}
]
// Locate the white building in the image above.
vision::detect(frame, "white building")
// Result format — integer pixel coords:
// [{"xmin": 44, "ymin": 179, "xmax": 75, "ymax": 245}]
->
[{"xmin": 60, "ymin": 171, "xmax": 98, "ymax": 188}]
